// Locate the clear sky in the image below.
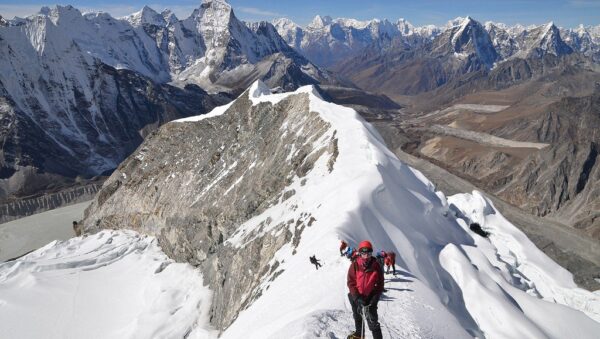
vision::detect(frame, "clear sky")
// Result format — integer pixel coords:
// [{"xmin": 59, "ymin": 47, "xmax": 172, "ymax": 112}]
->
[{"xmin": 0, "ymin": 0, "xmax": 598, "ymax": 28}]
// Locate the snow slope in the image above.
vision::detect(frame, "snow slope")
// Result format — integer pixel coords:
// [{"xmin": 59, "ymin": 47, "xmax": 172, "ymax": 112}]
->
[
  {"xmin": 1, "ymin": 82, "xmax": 599, "ymax": 338},
  {"xmin": 0, "ymin": 231, "xmax": 216, "ymax": 338}
]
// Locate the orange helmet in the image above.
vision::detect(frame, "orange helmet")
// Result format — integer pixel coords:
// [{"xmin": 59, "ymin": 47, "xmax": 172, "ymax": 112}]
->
[{"xmin": 358, "ymin": 240, "xmax": 373, "ymax": 252}]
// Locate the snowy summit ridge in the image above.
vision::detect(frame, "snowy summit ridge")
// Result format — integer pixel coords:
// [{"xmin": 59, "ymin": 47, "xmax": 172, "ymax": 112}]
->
[{"xmin": 2, "ymin": 81, "xmax": 591, "ymax": 338}]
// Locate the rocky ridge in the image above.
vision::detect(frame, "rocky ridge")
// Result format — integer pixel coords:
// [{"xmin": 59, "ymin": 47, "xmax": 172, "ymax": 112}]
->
[{"xmin": 83, "ymin": 82, "xmax": 338, "ymax": 330}]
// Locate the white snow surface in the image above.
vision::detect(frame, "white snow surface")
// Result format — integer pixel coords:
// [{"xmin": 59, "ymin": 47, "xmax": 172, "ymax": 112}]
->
[
  {"xmin": 0, "ymin": 230, "xmax": 216, "ymax": 339},
  {"xmin": 2, "ymin": 81, "xmax": 599, "ymax": 338}
]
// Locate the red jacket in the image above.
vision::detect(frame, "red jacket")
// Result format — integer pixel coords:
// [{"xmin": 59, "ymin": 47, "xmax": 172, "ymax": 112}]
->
[
  {"xmin": 347, "ymin": 256, "xmax": 384, "ymax": 298},
  {"xmin": 384, "ymin": 252, "xmax": 396, "ymax": 266}
]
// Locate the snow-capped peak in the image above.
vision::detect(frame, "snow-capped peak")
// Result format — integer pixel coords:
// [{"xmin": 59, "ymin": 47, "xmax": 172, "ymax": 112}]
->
[
  {"xmin": 446, "ymin": 16, "xmax": 467, "ymax": 28},
  {"xmin": 308, "ymin": 14, "xmax": 333, "ymax": 29},
  {"xmin": 397, "ymin": 18, "xmax": 416, "ymax": 35},
  {"xmin": 202, "ymin": 0, "xmax": 232, "ymax": 11},
  {"xmin": 126, "ymin": 6, "xmax": 166, "ymax": 27},
  {"xmin": 272, "ymin": 17, "xmax": 300, "ymax": 31},
  {"xmin": 45, "ymin": 5, "xmax": 83, "ymax": 25}
]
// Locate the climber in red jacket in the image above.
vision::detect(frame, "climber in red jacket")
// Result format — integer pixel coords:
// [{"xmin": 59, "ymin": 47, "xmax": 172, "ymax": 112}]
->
[
  {"xmin": 385, "ymin": 251, "xmax": 397, "ymax": 275},
  {"xmin": 346, "ymin": 240, "xmax": 384, "ymax": 339}
]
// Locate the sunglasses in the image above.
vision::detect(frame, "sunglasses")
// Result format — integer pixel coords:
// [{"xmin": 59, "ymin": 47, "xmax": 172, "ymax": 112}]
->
[{"xmin": 359, "ymin": 248, "xmax": 372, "ymax": 254}]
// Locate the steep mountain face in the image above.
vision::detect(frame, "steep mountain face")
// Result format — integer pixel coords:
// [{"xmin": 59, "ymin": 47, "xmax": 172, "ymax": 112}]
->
[
  {"xmin": 515, "ymin": 23, "xmax": 573, "ymax": 59},
  {"xmin": 493, "ymin": 91, "xmax": 600, "ymax": 239},
  {"xmin": 432, "ymin": 17, "xmax": 498, "ymax": 68},
  {"xmin": 173, "ymin": 1, "xmax": 323, "ymax": 90},
  {"xmin": 0, "ymin": 2, "xmax": 330, "ymax": 93},
  {"xmin": 0, "ymin": 58, "xmax": 221, "ymax": 201},
  {"xmin": 123, "ymin": 0, "xmax": 332, "ymax": 91},
  {"xmin": 0, "ymin": 1, "xmax": 335, "ymax": 206},
  {"xmin": 81, "ymin": 82, "xmax": 600, "ymax": 337},
  {"xmin": 484, "ymin": 22, "xmax": 522, "ymax": 60},
  {"xmin": 274, "ymin": 15, "xmax": 437, "ymax": 69},
  {"xmin": 84, "ymin": 82, "xmax": 340, "ymax": 330},
  {"xmin": 561, "ymin": 24, "xmax": 600, "ymax": 62}
]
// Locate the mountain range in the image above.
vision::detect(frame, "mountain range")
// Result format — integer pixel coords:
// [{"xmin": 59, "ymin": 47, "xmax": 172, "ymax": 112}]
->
[
  {"xmin": 275, "ymin": 15, "xmax": 600, "ymax": 70},
  {"xmin": 0, "ymin": 0, "xmax": 332, "ymax": 205}
]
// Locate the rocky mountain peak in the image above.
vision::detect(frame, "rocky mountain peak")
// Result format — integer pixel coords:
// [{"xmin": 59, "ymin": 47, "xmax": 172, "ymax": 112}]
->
[
  {"xmin": 437, "ymin": 16, "xmax": 498, "ymax": 67},
  {"xmin": 308, "ymin": 15, "xmax": 333, "ymax": 29},
  {"xmin": 200, "ymin": 0, "xmax": 233, "ymax": 16},
  {"xmin": 519, "ymin": 21, "xmax": 573, "ymax": 58},
  {"xmin": 126, "ymin": 6, "xmax": 166, "ymax": 27},
  {"xmin": 272, "ymin": 18, "xmax": 300, "ymax": 31}
]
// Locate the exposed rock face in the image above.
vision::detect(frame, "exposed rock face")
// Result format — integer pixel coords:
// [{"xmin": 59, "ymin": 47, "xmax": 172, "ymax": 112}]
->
[
  {"xmin": 83, "ymin": 84, "xmax": 337, "ymax": 330},
  {"xmin": 0, "ymin": 61, "xmax": 223, "ymax": 203},
  {"xmin": 515, "ymin": 23, "xmax": 573, "ymax": 59},
  {"xmin": 496, "ymin": 92, "xmax": 600, "ymax": 239},
  {"xmin": 561, "ymin": 25, "xmax": 600, "ymax": 62},
  {"xmin": 432, "ymin": 17, "xmax": 498, "ymax": 68}
]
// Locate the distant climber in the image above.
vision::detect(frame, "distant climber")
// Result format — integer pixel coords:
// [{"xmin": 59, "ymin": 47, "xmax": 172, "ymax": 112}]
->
[
  {"xmin": 309, "ymin": 255, "xmax": 322, "ymax": 270},
  {"xmin": 340, "ymin": 240, "xmax": 348, "ymax": 256},
  {"xmin": 72, "ymin": 221, "xmax": 82, "ymax": 237},
  {"xmin": 347, "ymin": 240, "xmax": 384, "ymax": 339},
  {"xmin": 384, "ymin": 251, "xmax": 396, "ymax": 275}
]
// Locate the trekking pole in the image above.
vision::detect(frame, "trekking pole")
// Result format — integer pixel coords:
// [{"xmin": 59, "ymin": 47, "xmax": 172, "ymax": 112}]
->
[{"xmin": 361, "ymin": 305, "xmax": 367, "ymax": 338}]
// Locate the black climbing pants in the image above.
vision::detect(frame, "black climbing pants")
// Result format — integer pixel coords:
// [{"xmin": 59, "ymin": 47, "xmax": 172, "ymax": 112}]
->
[{"xmin": 348, "ymin": 293, "xmax": 383, "ymax": 339}]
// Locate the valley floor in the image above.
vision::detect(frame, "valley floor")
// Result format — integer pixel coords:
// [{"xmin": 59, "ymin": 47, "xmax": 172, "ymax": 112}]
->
[{"xmin": 0, "ymin": 201, "xmax": 90, "ymax": 262}]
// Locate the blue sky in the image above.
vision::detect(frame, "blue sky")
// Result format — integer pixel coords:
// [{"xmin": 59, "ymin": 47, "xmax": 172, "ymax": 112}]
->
[{"xmin": 0, "ymin": 0, "xmax": 598, "ymax": 28}]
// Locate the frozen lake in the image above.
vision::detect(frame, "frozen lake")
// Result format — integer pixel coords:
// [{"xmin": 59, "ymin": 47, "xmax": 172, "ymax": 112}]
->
[{"xmin": 0, "ymin": 201, "xmax": 91, "ymax": 262}]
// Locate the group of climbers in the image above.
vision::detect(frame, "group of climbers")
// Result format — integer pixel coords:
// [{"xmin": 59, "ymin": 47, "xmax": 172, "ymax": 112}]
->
[{"xmin": 342, "ymin": 240, "xmax": 396, "ymax": 275}]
